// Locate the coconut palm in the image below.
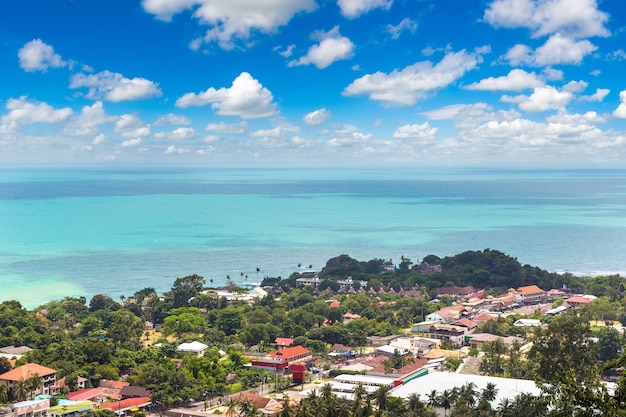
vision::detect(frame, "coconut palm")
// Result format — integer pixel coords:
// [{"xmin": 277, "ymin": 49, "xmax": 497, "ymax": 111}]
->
[
  {"xmin": 481, "ymin": 382, "xmax": 498, "ymax": 404},
  {"xmin": 225, "ymin": 397, "xmax": 239, "ymax": 417},
  {"xmin": 438, "ymin": 389, "xmax": 455, "ymax": 417},
  {"xmin": 374, "ymin": 385, "xmax": 391, "ymax": 417},
  {"xmin": 27, "ymin": 373, "xmax": 42, "ymax": 399},
  {"xmin": 0, "ymin": 384, "xmax": 9, "ymax": 404},
  {"xmin": 12, "ymin": 379, "xmax": 30, "ymax": 401}
]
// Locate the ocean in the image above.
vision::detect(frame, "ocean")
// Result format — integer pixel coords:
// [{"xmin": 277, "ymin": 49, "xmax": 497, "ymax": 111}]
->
[{"xmin": 1, "ymin": 167, "xmax": 626, "ymax": 309}]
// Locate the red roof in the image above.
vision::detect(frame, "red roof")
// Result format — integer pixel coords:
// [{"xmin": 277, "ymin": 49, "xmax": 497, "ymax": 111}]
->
[
  {"xmin": 269, "ymin": 345, "xmax": 311, "ymax": 360},
  {"xmin": 275, "ymin": 337, "xmax": 294, "ymax": 347},
  {"xmin": 565, "ymin": 296, "xmax": 593, "ymax": 304},
  {"xmin": 0, "ymin": 363, "xmax": 56, "ymax": 381},
  {"xmin": 67, "ymin": 388, "xmax": 102, "ymax": 401},
  {"xmin": 101, "ymin": 397, "xmax": 151, "ymax": 411},
  {"xmin": 328, "ymin": 301, "xmax": 341, "ymax": 308}
]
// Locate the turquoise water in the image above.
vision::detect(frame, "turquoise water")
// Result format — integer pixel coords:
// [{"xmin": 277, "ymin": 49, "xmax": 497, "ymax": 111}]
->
[{"xmin": 1, "ymin": 168, "xmax": 626, "ymax": 308}]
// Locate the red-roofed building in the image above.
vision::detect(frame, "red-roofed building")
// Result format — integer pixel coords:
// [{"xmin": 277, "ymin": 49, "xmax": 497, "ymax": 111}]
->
[
  {"xmin": 472, "ymin": 313, "xmax": 496, "ymax": 326},
  {"xmin": 97, "ymin": 379, "xmax": 130, "ymax": 400},
  {"xmin": 268, "ymin": 346, "xmax": 312, "ymax": 365},
  {"xmin": 565, "ymin": 296, "xmax": 594, "ymax": 307},
  {"xmin": 435, "ymin": 286, "xmax": 476, "ymax": 299},
  {"xmin": 67, "ymin": 388, "xmax": 103, "ymax": 402},
  {"xmin": 100, "ymin": 397, "xmax": 151, "ymax": 415},
  {"xmin": 0, "ymin": 363, "xmax": 57, "ymax": 396},
  {"xmin": 274, "ymin": 337, "xmax": 294, "ymax": 349}
]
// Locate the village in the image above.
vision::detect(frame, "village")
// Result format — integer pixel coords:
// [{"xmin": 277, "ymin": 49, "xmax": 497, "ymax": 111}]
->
[{"xmin": 1, "ymin": 260, "xmax": 622, "ymax": 417}]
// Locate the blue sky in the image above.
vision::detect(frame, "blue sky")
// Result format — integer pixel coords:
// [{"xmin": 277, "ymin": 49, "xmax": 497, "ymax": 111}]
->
[{"xmin": 1, "ymin": 0, "xmax": 626, "ymax": 168}]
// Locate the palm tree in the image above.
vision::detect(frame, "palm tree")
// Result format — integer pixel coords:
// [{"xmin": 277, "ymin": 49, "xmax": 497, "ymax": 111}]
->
[
  {"xmin": 352, "ymin": 383, "xmax": 368, "ymax": 415},
  {"xmin": 27, "ymin": 373, "xmax": 42, "ymax": 399},
  {"xmin": 481, "ymin": 382, "xmax": 498, "ymax": 404},
  {"xmin": 12, "ymin": 379, "xmax": 30, "ymax": 401},
  {"xmin": 0, "ymin": 384, "xmax": 9, "ymax": 404},
  {"xmin": 458, "ymin": 382, "xmax": 478, "ymax": 408},
  {"xmin": 427, "ymin": 389, "xmax": 440, "ymax": 410},
  {"xmin": 225, "ymin": 397, "xmax": 239, "ymax": 417},
  {"xmin": 496, "ymin": 398, "xmax": 513, "ymax": 417},
  {"xmin": 438, "ymin": 389, "xmax": 455, "ymax": 417},
  {"xmin": 374, "ymin": 385, "xmax": 391, "ymax": 417}
]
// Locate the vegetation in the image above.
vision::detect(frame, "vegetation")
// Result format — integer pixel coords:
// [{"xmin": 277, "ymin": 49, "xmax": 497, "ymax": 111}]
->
[{"xmin": 1, "ymin": 249, "xmax": 626, "ymax": 415}]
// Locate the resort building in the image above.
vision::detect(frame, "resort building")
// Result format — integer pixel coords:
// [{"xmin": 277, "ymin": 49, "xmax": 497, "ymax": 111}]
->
[
  {"xmin": 268, "ymin": 345, "xmax": 312, "ymax": 365},
  {"xmin": 176, "ymin": 341, "xmax": 209, "ymax": 357},
  {"xmin": 509, "ymin": 285, "xmax": 546, "ymax": 305},
  {"xmin": 0, "ymin": 363, "xmax": 57, "ymax": 396}
]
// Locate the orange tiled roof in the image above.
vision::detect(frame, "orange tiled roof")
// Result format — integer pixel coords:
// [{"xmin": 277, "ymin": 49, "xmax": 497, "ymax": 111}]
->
[
  {"xmin": 514, "ymin": 285, "xmax": 544, "ymax": 295},
  {"xmin": 0, "ymin": 363, "xmax": 56, "ymax": 381}
]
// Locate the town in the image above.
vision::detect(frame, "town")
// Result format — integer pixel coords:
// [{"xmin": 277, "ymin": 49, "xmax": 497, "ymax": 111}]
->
[{"xmin": 1, "ymin": 249, "xmax": 626, "ymax": 416}]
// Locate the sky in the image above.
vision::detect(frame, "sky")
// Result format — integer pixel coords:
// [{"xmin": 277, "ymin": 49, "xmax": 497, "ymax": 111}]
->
[{"xmin": 1, "ymin": 0, "xmax": 626, "ymax": 168}]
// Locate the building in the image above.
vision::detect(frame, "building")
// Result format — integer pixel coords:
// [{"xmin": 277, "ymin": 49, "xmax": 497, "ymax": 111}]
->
[
  {"xmin": 0, "ymin": 363, "xmax": 57, "ymax": 396},
  {"xmin": 274, "ymin": 337, "xmax": 294, "ymax": 349},
  {"xmin": 177, "ymin": 341, "xmax": 209, "ymax": 357},
  {"xmin": 565, "ymin": 295, "xmax": 595, "ymax": 308},
  {"xmin": 11, "ymin": 399, "xmax": 50, "ymax": 417},
  {"xmin": 428, "ymin": 323, "xmax": 467, "ymax": 348},
  {"xmin": 295, "ymin": 276, "xmax": 322, "ymax": 287},
  {"xmin": 435, "ymin": 286, "xmax": 476, "ymax": 299},
  {"xmin": 509, "ymin": 285, "xmax": 546, "ymax": 305},
  {"xmin": 268, "ymin": 345, "xmax": 312, "ymax": 365}
]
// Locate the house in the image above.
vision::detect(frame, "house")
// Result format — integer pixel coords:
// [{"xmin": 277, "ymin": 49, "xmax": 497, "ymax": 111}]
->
[
  {"xmin": 232, "ymin": 392, "xmax": 279, "ymax": 414},
  {"xmin": 565, "ymin": 295, "xmax": 595, "ymax": 308},
  {"xmin": 472, "ymin": 313, "xmax": 496, "ymax": 326},
  {"xmin": 100, "ymin": 397, "xmax": 151, "ymax": 416},
  {"xmin": 120, "ymin": 385, "xmax": 152, "ymax": 399},
  {"xmin": 451, "ymin": 318, "xmax": 478, "ymax": 332},
  {"xmin": 275, "ymin": 337, "xmax": 294, "ymax": 349},
  {"xmin": 296, "ymin": 276, "xmax": 322, "ymax": 287},
  {"xmin": 428, "ymin": 323, "xmax": 467, "ymax": 348},
  {"xmin": 424, "ymin": 312, "xmax": 446, "ymax": 324},
  {"xmin": 435, "ymin": 286, "xmax": 476, "ymax": 299},
  {"xmin": 96, "ymin": 379, "xmax": 130, "ymax": 400},
  {"xmin": 268, "ymin": 345, "xmax": 312, "ymax": 365},
  {"xmin": 467, "ymin": 333, "xmax": 525, "ymax": 351},
  {"xmin": 509, "ymin": 285, "xmax": 546, "ymax": 305},
  {"xmin": 0, "ymin": 363, "xmax": 57, "ymax": 396},
  {"xmin": 330, "ymin": 344, "xmax": 352, "ymax": 358},
  {"xmin": 177, "ymin": 341, "xmax": 209, "ymax": 357},
  {"xmin": 56, "ymin": 375, "xmax": 87, "ymax": 392},
  {"xmin": 343, "ymin": 313, "xmax": 361, "ymax": 324}
]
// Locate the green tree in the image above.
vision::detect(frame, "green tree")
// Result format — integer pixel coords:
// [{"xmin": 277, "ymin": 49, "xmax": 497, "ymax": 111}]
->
[
  {"xmin": 597, "ymin": 326, "xmax": 622, "ymax": 362},
  {"xmin": 169, "ymin": 274, "xmax": 205, "ymax": 309}
]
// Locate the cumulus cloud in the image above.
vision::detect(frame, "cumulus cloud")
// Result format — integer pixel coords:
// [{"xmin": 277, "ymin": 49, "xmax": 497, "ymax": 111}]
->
[
  {"xmin": 502, "ymin": 85, "xmax": 573, "ymax": 112},
  {"xmin": 465, "ymin": 69, "xmax": 544, "ymax": 91},
  {"xmin": 579, "ymin": 88, "xmax": 609, "ymax": 102},
  {"xmin": 613, "ymin": 90, "xmax": 626, "ymax": 119},
  {"xmin": 386, "ymin": 18, "xmax": 417, "ymax": 39},
  {"xmin": 175, "ymin": 72, "xmax": 277, "ymax": 119},
  {"xmin": 503, "ymin": 35, "xmax": 597, "ymax": 66},
  {"xmin": 1, "ymin": 96, "xmax": 72, "ymax": 125},
  {"xmin": 250, "ymin": 127, "xmax": 284, "ymax": 138},
  {"xmin": 393, "ymin": 122, "xmax": 438, "ymax": 140},
  {"xmin": 142, "ymin": 0, "xmax": 317, "ymax": 50},
  {"xmin": 121, "ymin": 138, "xmax": 143, "ymax": 147},
  {"xmin": 205, "ymin": 121, "xmax": 249, "ymax": 134},
  {"xmin": 114, "ymin": 114, "xmax": 151, "ymax": 138},
  {"xmin": 288, "ymin": 27, "xmax": 354, "ymax": 69},
  {"xmin": 18, "ymin": 39, "xmax": 67, "ymax": 72},
  {"xmin": 154, "ymin": 113, "xmax": 192, "ymax": 126},
  {"xmin": 70, "ymin": 70, "xmax": 162, "ymax": 102},
  {"xmin": 64, "ymin": 101, "xmax": 115, "ymax": 136},
  {"xmin": 274, "ymin": 44, "xmax": 296, "ymax": 58},
  {"xmin": 155, "ymin": 127, "xmax": 197, "ymax": 141},
  {"xmin": 483, "ymin": 0, "xmax": 610, "ymax": 39},
  {"xmin": 338, "ymin": 0, "xmax": 393, "ymax": 19},
  {"xmin": 303, "ymin": 108, "xmax": 331, "ymax": 126},
  {"xmin": 343, "ymin": 47, "xmax": 488, "ymax": 106}
]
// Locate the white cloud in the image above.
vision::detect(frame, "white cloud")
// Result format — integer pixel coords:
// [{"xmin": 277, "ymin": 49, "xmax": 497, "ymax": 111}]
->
[
  {"xmin": 1, "ymin": 96, "xmax": 72, "ymax": 125},
  {"xmin": 613, "ymin": 90, "xmax": 626, "ymax": 119},
  {"xmin": 93, "ymin": 134, "xmax": 107, "ymax": 145},
  {"xmin": 393, "ymin": 122, "xmax": 438, "ymax": 140},
  {"xmin": 155, "ymin": 127, "xmax": 197, "ymax": 141},
  {"xmin": 143, "ymin": 0, "xmax": 317, "ymax": 50},
  {"xmin": 465, "ymin": 69, "xmax": 544, "ymax": 91},
  {"xmin": 154, "ymin": 113, "xmax": 192, "ymax": 125},
  {"xmin": 386, "ymin": 18, "xmax": 417, "ymax": 39},
  {"xmin": 502, "ymin": 85, "xmax": 573, "ymax": 113},
  {"xmin": 115, "ymin": 114, "xmax": 151, "ymax": 138},
  {"xmin": 579, "ymin": 88, "xmax": 609, "ymax": 102},
  {"xmin": 503, "ymin": 34, "xmax": 597, "ymax": 66},
  {"xmin": 70, "ymin": 70, "xmax": 162, "ymax": 102},
  {"xmin": 164, "ymin": 144, "xmax": 192, "ymax": 154},
  {"xmin": 328, "ymin": 131, "xmax": 372, "ymax": 147},
  {"xmin": 484, "ymin": 0, "xmax": 610, "ymax": 39},
  {"xmin": 250, "ymin": 127, "xmax": 283, "ymax": 138},
  {"xmin": 175, "ymin": 72, "xmax": 277, "ymax": 119},
  {"xmin": 205, "ymin": 121, "xmax": 249, "ymax": 134},
  {"xmin": 274, "ymin": 44, "xmax": 296, "ymax": 58},
  {"xmin": 288, "ymin": 27, "xmax": 354, "ymax": 69},
  {"xmin": 64, "ymin": 101, "xmax": 115, "ymax": 136},
  {"xmin": 303, "ymin": 108, "xmax": 331, "ymax": 126},
  {"xmin": 421, "ymin": 104, "xmax": 469, "ymax": 120},
  {"xmin": 546, "ymin": 111, "xmax": 606, "ymax": 124},
  {"xmin": 18, "ymin": 39, "xmax": 66, "ymax": 72},
  {"xmin": 121, "ymin": 138, "xmax": 143, "ymax": 147},
  {"xmin": 337, "ymin": 0, "xmax": 393, "ymax": 19},
  {"xmin": 343, "ymin": 48, "xmax": 488, "ymax": 106}
]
